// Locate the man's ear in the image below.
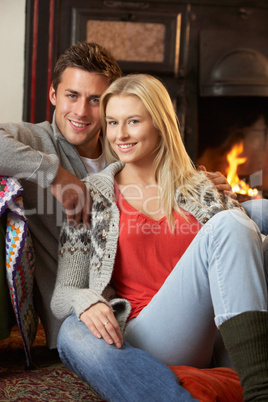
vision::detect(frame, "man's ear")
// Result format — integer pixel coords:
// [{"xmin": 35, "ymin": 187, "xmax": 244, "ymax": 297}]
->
[{"xmin": 49, "ymin": 84, "xmax": 56, "ymax": 106}]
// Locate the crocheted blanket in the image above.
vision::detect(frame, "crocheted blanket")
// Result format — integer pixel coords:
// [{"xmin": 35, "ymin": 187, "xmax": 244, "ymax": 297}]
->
[{"xmin": 0, "ymin": 176, "xmax": 37, "ymax": 368}]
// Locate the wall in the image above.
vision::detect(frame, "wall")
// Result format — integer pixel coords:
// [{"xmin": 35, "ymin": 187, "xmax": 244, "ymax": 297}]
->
[{"xmin": 0, "ymin": 0, "xmax": 26, "ymax": 122}]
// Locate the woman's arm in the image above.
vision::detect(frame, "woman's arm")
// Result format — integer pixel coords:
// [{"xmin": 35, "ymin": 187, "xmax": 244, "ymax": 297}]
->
[
  {"xmin": 51, "ymin": 220, "xmax": 124, "ymax": 348},
  {"xmin": 51, "ymin": 221, "xmax": 109, "ymax": 320}
]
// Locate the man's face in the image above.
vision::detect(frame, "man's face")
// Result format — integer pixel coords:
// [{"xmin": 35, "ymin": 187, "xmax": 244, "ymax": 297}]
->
[{"xmin": 49, "ymin": 67, "xmax": 110, "ymax": 158}]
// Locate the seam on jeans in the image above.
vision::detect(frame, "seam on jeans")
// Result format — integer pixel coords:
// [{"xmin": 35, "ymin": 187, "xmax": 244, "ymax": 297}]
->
[{"xmin": 210, "ymin": 217, "xmax": 229, "ymax": 318}]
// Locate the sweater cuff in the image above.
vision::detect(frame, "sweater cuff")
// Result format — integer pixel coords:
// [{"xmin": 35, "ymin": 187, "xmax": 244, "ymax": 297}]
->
[{"xmin": 72, "ymin": 290, "xmax": 109, "ymax": 319}]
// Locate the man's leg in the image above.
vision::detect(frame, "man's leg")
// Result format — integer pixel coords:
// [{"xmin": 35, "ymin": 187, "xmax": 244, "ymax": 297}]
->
[
  {"xmin": 57, "ymin": 314, "xmax": 197, "ymax": 402},
  {"xmin": 263, "ymin": 235, "xmax": 268, "ymax": 287},
  {"xmin": 242, "ymin": 198, "xmax": 268, "ymax": 234}
]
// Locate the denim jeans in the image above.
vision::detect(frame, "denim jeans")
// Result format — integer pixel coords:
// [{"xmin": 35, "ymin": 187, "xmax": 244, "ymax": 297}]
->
[
  {"xmin": 124, "ymin": 210, "xmax": 267, "ymax": 367},
  {"xmin": 242, "ymin": 198, "xmax": 268, "ymax": 235},
  {"xmin": 57, "ymin": 209, "xmax": 267, "ymax": 401},
  {"xmin": 58, "ymin": 316, "xmax": 197, "ymax": 401}
]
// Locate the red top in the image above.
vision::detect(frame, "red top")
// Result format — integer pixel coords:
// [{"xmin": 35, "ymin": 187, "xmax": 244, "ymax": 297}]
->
[{"xmin": 112, "ymin": 184, "xmax": 202, "ymax": 321}]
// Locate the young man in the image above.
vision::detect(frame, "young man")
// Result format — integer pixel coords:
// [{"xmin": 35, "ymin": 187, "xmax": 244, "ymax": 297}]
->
[{"xmin": 0, "ymin": 42, "xmax": 122, "ymax": 348}]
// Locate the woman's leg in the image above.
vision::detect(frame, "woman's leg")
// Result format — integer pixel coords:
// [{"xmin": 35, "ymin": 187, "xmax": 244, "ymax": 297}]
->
[
  {"xmin": 57, "ymin": 314, "xmax": 197, "ymax": 402},
  {"xmin": 124, "ymin": 210, "xmax": 267, "ymax": 367}
]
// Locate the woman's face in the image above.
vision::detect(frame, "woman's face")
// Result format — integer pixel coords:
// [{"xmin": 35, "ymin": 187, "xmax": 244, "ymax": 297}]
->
[{"xmin": 105, "ymin": 95, "xmax": 161, "ymax": 167}]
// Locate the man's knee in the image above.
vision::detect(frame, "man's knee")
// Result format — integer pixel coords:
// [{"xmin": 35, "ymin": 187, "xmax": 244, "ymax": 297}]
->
[{"xmin": 242, "ymin": 199, "xmax": 268, "ymax": 235}]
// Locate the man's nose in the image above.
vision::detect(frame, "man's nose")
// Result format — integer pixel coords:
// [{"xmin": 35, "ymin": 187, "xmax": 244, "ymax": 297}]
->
[{"xmin": 74, "ymin": 100, "xmax": 90, "ymax": 117}]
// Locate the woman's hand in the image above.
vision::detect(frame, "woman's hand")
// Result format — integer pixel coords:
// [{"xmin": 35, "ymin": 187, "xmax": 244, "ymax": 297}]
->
[
  {"xmin": 80, "ymin": 302, "xmax": 123, "ymax": 348},
  {"xmin": 198, "ymin": 165, "xmax": 237, "ymax": 199}
]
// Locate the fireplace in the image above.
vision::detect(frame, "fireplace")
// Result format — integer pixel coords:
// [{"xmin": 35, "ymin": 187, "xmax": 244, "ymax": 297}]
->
[
  {"xmin": 197, "ymin": 96, "xmax": 268, "ymax": 196},
  {"xmin": 196, "ymin": 29, "xmax": 268, "ymax": 198}
]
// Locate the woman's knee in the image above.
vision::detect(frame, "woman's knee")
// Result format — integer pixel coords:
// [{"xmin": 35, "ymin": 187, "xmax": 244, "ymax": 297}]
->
[
  {"xmin": 210, "ymin": 209, "xmax": 262, "ymax": 242},
  {"xmin": 57, "ymin": 315, "xmax": 119, "ymax": 366},
  {"xmin": 57, "ymin": 315, "xmax": 80, "ymax": 357}
]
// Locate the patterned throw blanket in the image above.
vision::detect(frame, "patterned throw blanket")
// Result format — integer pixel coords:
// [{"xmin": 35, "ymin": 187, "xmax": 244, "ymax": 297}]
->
[{"xmin": 0, "ymin": 176, "xmax": 37, "ymax": 368}]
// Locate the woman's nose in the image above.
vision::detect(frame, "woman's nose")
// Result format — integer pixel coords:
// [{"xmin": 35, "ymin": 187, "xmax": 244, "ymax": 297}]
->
[{"xmin": 117, "ymin": 124, "xmax": 129, "ymax": 140}]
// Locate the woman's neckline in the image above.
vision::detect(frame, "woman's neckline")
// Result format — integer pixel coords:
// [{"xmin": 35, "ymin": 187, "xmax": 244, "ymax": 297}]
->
[{"xmin": 114, "ymin": 181, "xmax": 167, "ymax": 223}]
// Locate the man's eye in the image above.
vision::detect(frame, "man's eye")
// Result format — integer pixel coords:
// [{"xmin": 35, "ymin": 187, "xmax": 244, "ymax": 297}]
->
[
  {"xmin": 68, "ymin": 94, "xmax": 77, "ymax": 99},
  {"xmin": 91, "ymin": 98, "xmax": 100, "ymax": 104}
]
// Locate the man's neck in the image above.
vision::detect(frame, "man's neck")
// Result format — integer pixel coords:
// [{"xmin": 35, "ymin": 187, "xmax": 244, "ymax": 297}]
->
[{"xmin": 75, "ymin": 136, "xmax": 102, "ymax": 159}]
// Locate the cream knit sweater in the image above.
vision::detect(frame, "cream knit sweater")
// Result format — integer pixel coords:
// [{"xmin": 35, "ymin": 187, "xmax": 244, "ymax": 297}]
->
[{"xmin": 51, "ymin": 161, "xmax": 244, "ymax": 332}]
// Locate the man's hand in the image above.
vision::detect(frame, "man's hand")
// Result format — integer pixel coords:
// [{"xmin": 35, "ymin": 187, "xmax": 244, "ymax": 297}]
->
[
  {"xmin": 80, "ymin": 302, "xmax": 123, "ymax": 349},
  {"xmin": 198, "ymin": 165, "xmax": 237, "ymax": 199},
  {"xmin": 50, "ymin": 166, "xmax": 92, "ymax": 226}
]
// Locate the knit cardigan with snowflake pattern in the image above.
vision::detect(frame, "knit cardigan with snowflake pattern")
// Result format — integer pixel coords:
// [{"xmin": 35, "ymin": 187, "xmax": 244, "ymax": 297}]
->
[{"xmin": 51, "ymin": 161, "xmax": 245, "ymax": 332}]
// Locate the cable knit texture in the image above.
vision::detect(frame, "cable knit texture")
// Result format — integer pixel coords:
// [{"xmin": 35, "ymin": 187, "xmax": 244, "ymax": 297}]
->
[{"xmin": 51, "ymin": 161, "xmax": 245, "ymax": 332}]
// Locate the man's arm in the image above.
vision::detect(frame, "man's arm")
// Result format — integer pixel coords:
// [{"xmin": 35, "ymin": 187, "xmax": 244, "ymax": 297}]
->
[
  {"xmin": 0, "ymin": 123, "xmax": 59, "ymax": 187},
  {"xmin": 198, "ymin": 165, "xmax": 237, "ymax": 199},
  {"xmin": 50, "ymin": 166, "xmax": 91, "ymax": 227},
  {"xmin": 0, "ymin": 123, "xmax": 91, "ymax": 225}
]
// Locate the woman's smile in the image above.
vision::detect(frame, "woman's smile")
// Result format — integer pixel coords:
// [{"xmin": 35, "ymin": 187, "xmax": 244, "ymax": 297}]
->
[
  {"xmin": 105, "ymin": 95, "xmax": 161, "ymax": 166},
  {"xmin": 117, "ymin": 143, "xmax": 137, "ymax": 151}
]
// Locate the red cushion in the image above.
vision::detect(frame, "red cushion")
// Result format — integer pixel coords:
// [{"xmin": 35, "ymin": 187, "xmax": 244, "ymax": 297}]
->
[{"xmin": 169, "ymin": 366, "xmax": 243, "ymax": 401}]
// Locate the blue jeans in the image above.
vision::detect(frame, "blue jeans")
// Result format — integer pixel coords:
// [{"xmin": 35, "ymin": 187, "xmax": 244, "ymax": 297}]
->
[
  {"xmin": 242, "ymin": 198, "xmax": 268, "ymax": 235},
  {"xmin": 124, "ymin": 210, "xmax": 267, "ymax": 367},
  {"xmin": 57, "ymin": 210, "xmax": 267, "ymax": 401},
  {"xmin": 58, "ymin": 316, "xmax": 197, "ymax": 401}
]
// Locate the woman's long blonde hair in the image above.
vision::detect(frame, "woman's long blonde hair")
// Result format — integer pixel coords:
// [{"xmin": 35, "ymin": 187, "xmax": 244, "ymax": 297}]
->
[{"xmin": 100, "ymin": 74, "xmax": 203, "ymax": 228}]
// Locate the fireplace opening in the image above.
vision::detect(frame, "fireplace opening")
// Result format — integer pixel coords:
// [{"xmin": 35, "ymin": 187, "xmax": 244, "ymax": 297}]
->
[
  {"xmin": 196, "ymin": 96, "xmax": 268, "ymax": 198},
  {"xmin": 197, "ymin": 29, "xmax": 268, "ymax": 199}
]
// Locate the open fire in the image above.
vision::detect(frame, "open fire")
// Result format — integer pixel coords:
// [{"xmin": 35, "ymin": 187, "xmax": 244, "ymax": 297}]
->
[{"xmin": 226, "ymin": 142, "xmax": 260, "ymax": 199}]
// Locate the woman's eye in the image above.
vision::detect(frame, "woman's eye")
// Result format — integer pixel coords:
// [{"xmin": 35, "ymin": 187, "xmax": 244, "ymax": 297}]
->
[
  {"xmin": 108, "ymin": 121, "xmax": 117, "ymax": 126},
  {"xmin": 129, "ymin": 119, "xmax": 139, "ymax": 125}
]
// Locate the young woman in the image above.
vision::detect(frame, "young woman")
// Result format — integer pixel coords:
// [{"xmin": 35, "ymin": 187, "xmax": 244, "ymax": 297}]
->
[{"xmin": 51, "ymin": 74, "xmax": 268, "ymax": 401}]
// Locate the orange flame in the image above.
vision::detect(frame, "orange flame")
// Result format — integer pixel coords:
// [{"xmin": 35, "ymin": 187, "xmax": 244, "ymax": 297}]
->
[{"xmin": 226, "ymin": 142, "xmax": 259, "ymax": 197}]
